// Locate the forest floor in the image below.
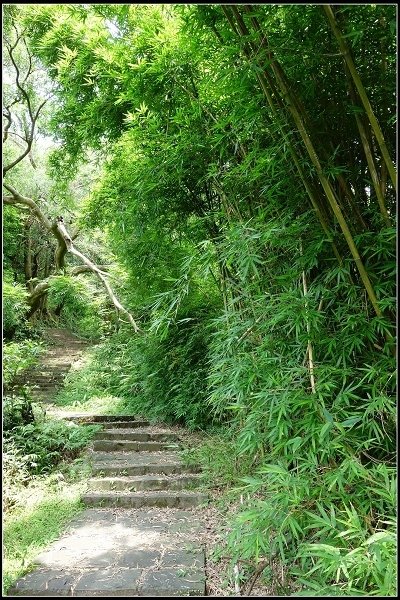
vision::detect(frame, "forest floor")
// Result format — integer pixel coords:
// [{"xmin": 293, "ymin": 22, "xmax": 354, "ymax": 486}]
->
[{"xmin": 7, "ymin": 328, "xmax": 274, "ymax": 597}]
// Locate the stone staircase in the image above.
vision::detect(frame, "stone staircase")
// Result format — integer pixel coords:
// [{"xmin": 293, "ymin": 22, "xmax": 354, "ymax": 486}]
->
[
  {"xmin": 82, "ymin": 415, "xmax": 207, "ymax": 510},
  {"xmin": 9, "ymin": 415, "xmax": 208, "ymax": 597},
  {"xmin": 15, "ymin": 328, "xmax": 89, "ymax": 403}
]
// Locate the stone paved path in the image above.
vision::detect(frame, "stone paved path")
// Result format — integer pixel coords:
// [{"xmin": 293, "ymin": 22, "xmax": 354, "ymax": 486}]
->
[
  {"xmin": 9, "ymin": 402, "xmax": 207, "ymax": 595},
  {"xmin": 20, "ymin": 328, "xmax": 90, "ymax": 403}
]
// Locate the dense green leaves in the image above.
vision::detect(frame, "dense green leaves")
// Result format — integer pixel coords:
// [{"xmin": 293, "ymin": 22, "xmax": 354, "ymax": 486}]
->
[{"xmin": 3, "ymin": 3, "xmax": 396, "ymax": 596}]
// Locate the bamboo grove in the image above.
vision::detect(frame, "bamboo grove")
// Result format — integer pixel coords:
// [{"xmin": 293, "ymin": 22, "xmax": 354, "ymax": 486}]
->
[{"xmin": 3, "ymin": 4, "xmax": 397, "ymax": 595}]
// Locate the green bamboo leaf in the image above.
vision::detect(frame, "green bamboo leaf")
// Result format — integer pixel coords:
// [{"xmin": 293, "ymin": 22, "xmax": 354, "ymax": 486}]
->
[{"xmin": 363, "ymin": 531, "xmax": 395, "ymax": 546}]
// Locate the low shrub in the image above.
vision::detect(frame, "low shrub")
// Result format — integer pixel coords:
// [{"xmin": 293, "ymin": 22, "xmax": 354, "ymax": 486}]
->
[
  {"xmin": 2, "ymin": 439, "xmax": 33, "ymax": 511},
  {"xmin": 5, "ymin": 419, "xmax": 100, "ymax": 476},
  {"xmin": 3, "ymin": 339, "xmax": 44, "ymax": 388},
  {"xmin": 3, "ymin": 392, "xmax": 36, "ymax": 431},
  {"xmin": 3, "ymin": 280, "xmax": 29, "ymax": 340}
]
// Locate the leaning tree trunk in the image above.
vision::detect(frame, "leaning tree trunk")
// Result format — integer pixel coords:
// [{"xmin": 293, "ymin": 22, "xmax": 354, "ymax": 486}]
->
[{"xmin": 3, "ymin": 186, "xmax": 141, "ymax": 332}]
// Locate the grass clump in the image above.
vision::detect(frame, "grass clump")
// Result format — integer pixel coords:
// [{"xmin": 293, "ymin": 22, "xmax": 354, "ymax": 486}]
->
[
  {"xmin": 52, "ymin": 348, "xmax": 128, "ymax": 415},
  {"xmin": 2, "ymin": 479, "xmax": 87, "ymax": 596}
]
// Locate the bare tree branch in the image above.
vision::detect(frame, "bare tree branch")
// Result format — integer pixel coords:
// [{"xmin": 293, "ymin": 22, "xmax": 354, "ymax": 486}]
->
[
  {"xmin": 3, "ymin": 184, "xmax": 69, "ymax": 269},
  {"xmin": 3, "ymin": 184, "xmax": 53, "ymax": 229},
  {"xmin": 2, "ymin": 98, "xmax": 47, "ymax": 174},
  {"xmin": 3, "ymin": 107, "xmax": 13, "ymax": 142},
  {"xmin": 3, "ymin": 33, "xmax": 48, "ymax": 174},
  {"xmin": 70, "ymin": 264, "xmax": 110, "ymax": 276},
  {"xmin": 56, "ymin": 218, "xmax": 140, "ymax": 332},
  {"xmin": 27, "ymin": 265, "xmax": 111, "ymax": 308}
]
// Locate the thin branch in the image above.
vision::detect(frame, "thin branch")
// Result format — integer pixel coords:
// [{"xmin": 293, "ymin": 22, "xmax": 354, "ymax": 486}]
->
[
  {"xmin": 244, "ymin": 560, "xmax": 269, "ymax": 596},
  {"xmin": 3, "ymin": 31, "xmax": 48, "ymax": 174},
  {"xmin": 8, "ymin": 32, "xmax": 33, "ymax": 122},
  {"xmin": 3, "ymin": 107, "xmax": 13, "ymax": 142},
  {"xmin": 6, "ymin": 130, "xmax": 29, "ymax": 144},
  {"xmin": 22, "ymin": 37, "xmax": 34, "ymax": 84},
  {"xmin": 2, "ymin": 98, "xmax": 47, "ymax": 174},
  {"xmin": 55, "ymin": 218, "xmax": 140, "ymax": 332}
]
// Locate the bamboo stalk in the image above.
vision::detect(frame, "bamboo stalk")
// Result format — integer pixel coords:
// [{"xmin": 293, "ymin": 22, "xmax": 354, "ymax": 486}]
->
[
  {"xmin": 323, "ymin": 5, "xmax": 396, "ymax": 190},
  {"xmin": 223, "ymin": 6, "xmax": 344, "ymax": 264},
  {"xmin": 300, "ymin": 244, "xmax": 316, "ymax": 394},
  {"xmin": 336, "ymin": 173, "xmax": 368, "ymax": 231},
  {"xmin": 231, "ymin": 6, "xmax": 384, "ymax": 320},
  {"xmin": 233, "ymin": 564, "xmax": 241, "ymax": 595},
  {"xmin": 343, "ymin": 65, "xmax": 391, "ymax": 227},
  {"xmin": 232, "ymin": 494, "xmax": 245, "ymax": 595}
]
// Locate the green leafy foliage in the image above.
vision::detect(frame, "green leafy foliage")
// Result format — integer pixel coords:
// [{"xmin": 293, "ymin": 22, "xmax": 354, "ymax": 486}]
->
[
  {"xmin": 63, "ymin": 307, "xmax": 216, "ymax": 429},
  {"xmin": 3, "ymin": 419, "xmax": 100, "ymax": 478},
  {"xmin": 4, "ymin": 3, "xmax": 397, "ymax": 596},
  {"xmin": 3, "ymin": 340, "xmax": 44, "ymax": 388},
  {"xmin": 3, "ymin": 280, "xmax": 30, "ymax": 340},
  {"xmin": 47, "ymin": 275, "xmax": 106, "ymax": 340},
  {"xmin": 3, "ymin": 393, "xmax": 35, "ymax": 432}
]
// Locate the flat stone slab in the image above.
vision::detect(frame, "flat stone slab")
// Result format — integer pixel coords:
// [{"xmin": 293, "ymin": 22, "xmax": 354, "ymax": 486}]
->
[
  {"xmin": 74, "ymin": 567, "xmax": 142, "ymax": 596},
  {"xmin": 82, "ymin": 490, "xmax": 208, "ymax": 509},
  {"xmin": 88, "ymin": 474, "xmax": 202, "ymax": 492},
  {"xmin": 101, "ymin": 421, "xmax": 151, "ymax": 429},
  {"xmin": 93, "ymin": 451, "xmax": 182, "ymax": 465},
  {"xmin": 92, "ymin": 440, "xmax": 173, "ymax": 452},
  {"xmin": 95, "ymin": 430, "xmax": 178, "ymax": 442},
  {"xmin": 92, "ymin": 451, "xmax": 198, "ymax": 476},
  {"xmin": 141, "ymin": 568, "xmax": 205, "ymax": 596},
  {"xmin": 66, "ymin": 415, "xmax": 144, "ymax": 423},
  {"xmin": 9, "ymin": 508, "xmax": 205, "ymax": 597}
]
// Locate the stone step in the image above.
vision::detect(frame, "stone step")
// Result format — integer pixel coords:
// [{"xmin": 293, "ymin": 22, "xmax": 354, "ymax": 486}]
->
[
  {"xmin": 30, "ymin": 368, "xmax": 67, "ymax": 374},
  {"xmin": 95, "ymin": 429, "xmax": 178, "ymax": 442},
  {"xmin": 92, "ymin": 440, "xmax": 176, "ymax": 452},
  {"xmin": 82, "ymin": 490, "xmax": 208, "ymax": 509},
  {"xmin": 66, "ymin": 415, "xmax": 148, "ymax": 426},
  {"xmin": 87, "ymin": 474, "xmax": 203, "ymax": 492},
  {"xmin": 27, "ymin": 380, "xmax": 62, "ymax": 386},
  {"xmin": 9, "ymin": 567, "xmax": 205, "ymax": 597},
  {"xmin": 25, "ymin": 372, "xmax": 65, "ymax": 379},
  {"xmin": 101, "ymin": 420, "xmax": 150, "ymax": 429},
  {"xmin": 10, "ymin": 565, "xmax": 205, "ymax": 597},
  {"xmin": 14, "ymin": 378, "xmax": 63, "ymax": 389},
  {"xmin": 84, "ymin": 415, "xmax": 145, "ymax": 422},
  {"xmin": 92, "ymin": 462, "xmax": 196, "ymax": 477},
  {"xmin": 29, "ymin": 366, "xmax": 71, "ymax": 374}
]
